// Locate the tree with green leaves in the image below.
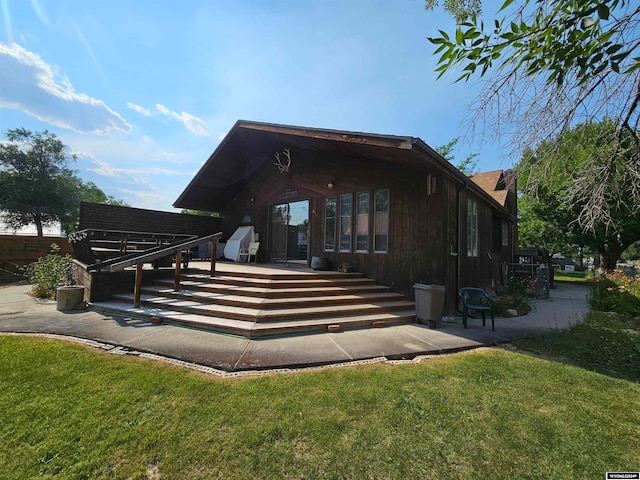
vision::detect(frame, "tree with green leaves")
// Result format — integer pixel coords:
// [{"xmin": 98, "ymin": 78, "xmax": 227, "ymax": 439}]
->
[
  {"xmin": 426, "ymin": 0, "xmax": 640, "ymax": 233},
  {"xmin": 517, "ymin": 119, "xmax": 640, "ymax": 269},
  {"xmin": 59, "ymin": 181, "xmax": 130, "ymax": 234},
  {"xmin": 621, "ymin": 241, "xmax": 640, "ymax": 262},
  {"xmin": 0, "ymin": 128, "xmax": 127, "ymax": 235},
  {"xmin": 436, "ymin": 137, "xmax": 479, "ymax": 174},
  {"xmin": 518, "ymin": 195, "xmax": 577, "ymax": 255}
]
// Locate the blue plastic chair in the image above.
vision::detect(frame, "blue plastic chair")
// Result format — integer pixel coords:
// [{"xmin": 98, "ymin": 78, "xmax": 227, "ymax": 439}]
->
[{"xmin": 459, "ymin": 288, "xmax": 495, "ymax": 331}]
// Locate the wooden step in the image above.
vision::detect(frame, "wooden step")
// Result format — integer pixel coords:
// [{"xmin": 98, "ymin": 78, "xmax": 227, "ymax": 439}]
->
[
  {"xmin": 91, "ymin": 300, "xmax": 416, "ymax": 338},
  {"xmin": 155, "ymin": 278, "xmax": 390, "ymax": 298},
  {"xmin": 180, "ymin": 273, "xmax": 378, "ymax": 289},
  {"xmin": 94, "ymin": 263, "xmax": 416, "ymax": 338},
  {"xmin": 111, "ymin": 293, "xmax": 415, "ymax": 323},
  {"xmin": 141, "ymin": 285, "xmax": 406, "ymax": 309},
  {"xmin": 91, "ymin": 300, "xmax": 257, "ymax": 337},
  {"xmin": 184, "ymin": 268, "xmax": 364, "ymax": 281}
]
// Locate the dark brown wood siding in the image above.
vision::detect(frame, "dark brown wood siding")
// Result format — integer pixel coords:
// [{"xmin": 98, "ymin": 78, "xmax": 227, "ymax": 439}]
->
[
  {"xmin": 216, "ymin": 147, "xmax": 497, "ymax": 313},
  {"xmin": 457, "ymin": 189, "xmax": 514, "ymax": 308},
  {"xmin": 79, "ymin": 202, "xmax": 221, "ymax": 237},
  {"xmin": 214, "ymin": 145, "xmax": 516, "ymax": 314}
]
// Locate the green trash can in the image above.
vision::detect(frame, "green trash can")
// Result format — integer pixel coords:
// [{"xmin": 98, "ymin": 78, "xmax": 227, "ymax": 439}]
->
[{"xmin": 414, "ymin": 284, "xmax": 445, "ymax": 328}]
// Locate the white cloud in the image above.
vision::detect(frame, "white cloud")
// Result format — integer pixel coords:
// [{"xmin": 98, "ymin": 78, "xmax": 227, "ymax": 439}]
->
[
  {"xmin": 86, "ymin": 158, "xmax": 193, "ymax": 178},
  {"xmin": 127, "ymin": 102, "xmax": 152, "ymax": 117},
  {"xmin": 124, "ymin": 100, "xmax": 210, "ymax": 136},
  {"xmin": 115, "ymin": 188, "xmax": 174, "ymax": 210},
  {"xmin": 68, "ymin": 133, "xmax": 202, "ymax": 167},
  {"xmin": 0, "ymin": 43, "xmax": 130, "ymax": 134},
  {"xmin": 154, "ymin": 103, "xmax": 210, "ymax": 136}
]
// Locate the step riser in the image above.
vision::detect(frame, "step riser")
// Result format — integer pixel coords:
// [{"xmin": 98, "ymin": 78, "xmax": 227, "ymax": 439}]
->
[
  {"xmin": 92, "ymin": 302, "xmax": 415, "ymax": 338},
  {"xmin": 249, "ymin": 316, "xmax": 415, "ymax": 338}
]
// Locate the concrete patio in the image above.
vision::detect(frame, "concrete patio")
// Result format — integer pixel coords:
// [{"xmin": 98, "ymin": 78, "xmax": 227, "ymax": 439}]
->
[{"xmin": 0, "ymin": 281, "xmax": 590, "ymax": 374}]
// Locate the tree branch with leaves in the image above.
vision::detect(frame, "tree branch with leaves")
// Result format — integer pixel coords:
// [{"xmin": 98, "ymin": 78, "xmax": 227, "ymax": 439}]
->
[{"xmin": 426, "ymin": 0, "xmax": 640, "ymax": 234}]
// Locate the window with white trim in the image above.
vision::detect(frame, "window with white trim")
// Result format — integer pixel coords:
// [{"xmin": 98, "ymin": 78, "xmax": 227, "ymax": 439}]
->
[
  {"xmin": 339, "ymin": 193, "xmax": 353, "ymax": 252},
  {"xmin": 374, "ymin": 189, "xmax": 389, "ymax": 253},
  {"xmin": 324, "ymin": 197, "xmax": 336, "ymax": 251},
  {"xmin": 355, "ymin": 192, "xmax": 370, "ymax": 252}
]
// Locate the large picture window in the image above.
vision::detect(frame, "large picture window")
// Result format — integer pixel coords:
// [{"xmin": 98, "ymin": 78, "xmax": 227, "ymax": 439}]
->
[
  {"xmin": 467, "ymin": 199, "xmax": 478, "ymax": 257},
  {"xmin": 324, "ymin": 197, "xmax": 336, "ymax": 251},
  {"xmin": 356, "ymin": 192, "xmax": 370, "ymax": 252},
  {"xmin": 339, "ymin": 194, "xmax": 353, "ymax": 252},
  {"xmin": 374, "ymin": 189, "xmax": 389, "ymax": 253}
]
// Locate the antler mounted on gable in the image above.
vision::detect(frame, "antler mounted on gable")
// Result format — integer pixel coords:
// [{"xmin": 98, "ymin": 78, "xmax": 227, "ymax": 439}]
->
[{"xmin": 273, "ymin": 148, "xmax": 292, "ymax": 174}]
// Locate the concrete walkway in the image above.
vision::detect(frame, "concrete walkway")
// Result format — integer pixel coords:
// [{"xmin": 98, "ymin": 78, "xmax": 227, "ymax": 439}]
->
[{"xmin": 0, "ymin": 282, "xmax": 590, "ymax": 373}]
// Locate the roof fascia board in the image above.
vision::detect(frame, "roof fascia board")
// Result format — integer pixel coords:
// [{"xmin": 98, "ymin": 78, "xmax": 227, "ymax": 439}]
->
[
  {"xmin": 237, "ymin": 120, "xmax": 414, "ymax": 149},
  {"xmin": 173, "ymin": 120, "xmax": 244, "ymax": 208}
]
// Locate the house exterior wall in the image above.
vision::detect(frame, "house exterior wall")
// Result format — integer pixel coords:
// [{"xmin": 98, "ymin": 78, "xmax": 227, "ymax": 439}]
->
[
  {"xmin": 457, "ymin": 189, "xmax": 516, "ymax": 303},
  {"xmin": 213, "ymin": 147, "xmax": 514, "ymax": 314}
]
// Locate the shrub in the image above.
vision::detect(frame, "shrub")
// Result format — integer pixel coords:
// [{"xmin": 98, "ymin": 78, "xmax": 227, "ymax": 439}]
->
[
  {"xmin": 23, "ymin": 244, "xmax": 73, "ymax": 299},
  {"xmin": 492, "ymin": 293, "xmax": 532, "ymax": 317},
  {"xmin": 492, "ymin": 281, "xmax": 534, "ymax": 316},
  {"xmin": 588, "ymin": 270, "xmax": 640, "ymax": 317}
]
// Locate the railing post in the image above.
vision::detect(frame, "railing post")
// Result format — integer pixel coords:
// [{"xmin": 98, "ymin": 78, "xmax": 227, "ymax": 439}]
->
[
  {"xmin": 210, "ymin": 238, "xmax": 218, "ymax": 277},
  {"xmin": 174, "ymin": 250, "xmax": 182, "ymax": 291},
  {"xmin": 134, "ymin": 262, "xmax": 143, "ymax": 307}
]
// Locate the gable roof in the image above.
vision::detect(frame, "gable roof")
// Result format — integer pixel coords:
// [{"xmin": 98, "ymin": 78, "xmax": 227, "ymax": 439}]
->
[
  {"xmin": 469, "ymin": 169, "xmax": 513, "ymax": 208},
  {"xmin": 174, "ymin": 120, "xmax": 512, "ymax": 216},
  {"xmin": 469, "ymin": 170, "xmax": 503, "ymax": 193}
]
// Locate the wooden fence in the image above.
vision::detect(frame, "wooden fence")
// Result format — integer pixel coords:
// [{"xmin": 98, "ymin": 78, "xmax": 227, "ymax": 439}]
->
[{"xmin": 0, "ymin": 235, "xmax": 72, "ymax": 272}]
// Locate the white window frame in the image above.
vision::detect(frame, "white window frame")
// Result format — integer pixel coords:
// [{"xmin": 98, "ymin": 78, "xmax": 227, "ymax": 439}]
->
[
  {"xmin": 324, "ymin": 197, "xmax": 336, "ymax": 252},
  {"xmin": 339, "ymin": 193, "xmax": 353, "ymax": 252},
  {"xmin": 355, "ymin": 192, "xmax": 370, "ymax": 253},
  {"xmin": 374, "ymin": 189, "xmax": 390, "ymax": 253}
]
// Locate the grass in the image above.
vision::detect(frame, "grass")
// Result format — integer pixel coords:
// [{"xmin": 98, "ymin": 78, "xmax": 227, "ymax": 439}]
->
[
  {"xmin": 1, "ymin": 336, "xmax": 639, "ymax": 479},
  {"xmin": 515, "ymin": 310, "xmax": 640, "ymax": 382},
  {"xmin": 553, "ymin": 270, "xmax": 589, "ymax": 283}
]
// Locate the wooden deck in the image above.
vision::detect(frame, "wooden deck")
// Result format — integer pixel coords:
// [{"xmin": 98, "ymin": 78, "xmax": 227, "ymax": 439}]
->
[{"xmin": 91, "ymin": 261, "xmax": 417, "ymax": 338}]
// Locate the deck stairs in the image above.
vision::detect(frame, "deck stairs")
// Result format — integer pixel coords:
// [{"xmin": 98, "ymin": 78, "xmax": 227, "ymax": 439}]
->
[{"xmin": 91, "ymin": 265, "xmax": 416, "ymax": 338}]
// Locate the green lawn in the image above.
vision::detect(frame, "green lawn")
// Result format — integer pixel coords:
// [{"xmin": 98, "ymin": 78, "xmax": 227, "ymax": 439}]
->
[
  {"xmin": 1, "ymin": 336, "xmax": 638, "ymax": 479},
  {"xmin": 515, "ymin": 310, "xmax": 640, "ymax": 382},
  {"xmin": 553, "ymin": 270, "xmax": 589, "ymax": 283}
]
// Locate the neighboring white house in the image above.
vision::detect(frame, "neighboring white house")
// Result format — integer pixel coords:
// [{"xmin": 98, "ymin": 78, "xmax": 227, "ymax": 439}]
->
[{"xmin": 0, "ymin": 212, "xmax": 63, "ymax": 236}]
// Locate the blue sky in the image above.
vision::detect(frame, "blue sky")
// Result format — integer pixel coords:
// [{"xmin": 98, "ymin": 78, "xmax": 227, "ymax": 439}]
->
[{"xmin": 0, "ymin": 0, "xmax": 510, "ymax": 212}]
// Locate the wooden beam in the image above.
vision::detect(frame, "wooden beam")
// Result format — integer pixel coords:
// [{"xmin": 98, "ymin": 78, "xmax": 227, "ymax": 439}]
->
[
  {"xmin": 174, "ymin": 250, "xmax": 182, "ymax": 291},
  {"xmin": 134, "ymin": 262, "xmax": 143, "ymax": 307},
  {"xmin": 210, "ymin": 238, "xmax": 218, "ymax": 277}
]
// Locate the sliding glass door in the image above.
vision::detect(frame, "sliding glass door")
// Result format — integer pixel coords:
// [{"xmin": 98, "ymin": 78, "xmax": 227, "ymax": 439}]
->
[{"xmin": 269, "ymin": 200, "xmax": 309, "ymax": 263}]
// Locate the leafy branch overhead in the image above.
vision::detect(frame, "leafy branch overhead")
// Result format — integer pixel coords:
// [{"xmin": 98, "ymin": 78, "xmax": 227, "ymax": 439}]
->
[
  {"xmin": 429, "ymin": 0, "xmax": 638, "ymax": 86},
  {"xmin": 426, "ymin": 0, "xmax": 640, "ymax": 233}
]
